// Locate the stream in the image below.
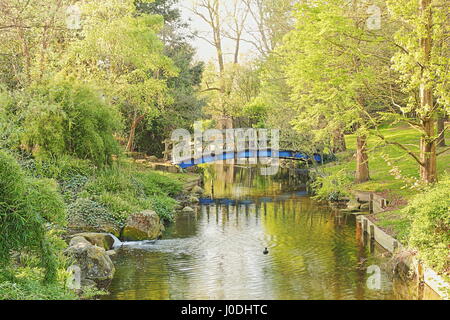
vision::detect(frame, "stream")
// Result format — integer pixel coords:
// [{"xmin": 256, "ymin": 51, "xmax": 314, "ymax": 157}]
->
[{"xmin": 104, "ymin": 164, "xmax": 437, "ymax": 300}]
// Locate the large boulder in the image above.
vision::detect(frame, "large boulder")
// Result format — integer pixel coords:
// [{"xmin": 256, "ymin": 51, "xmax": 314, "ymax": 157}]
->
[
  {"xmin": 69, "ymin": 236, "xmax": 91, "ymax": 247},
  {"xmin": 70, "ymin": 233, "xmax": 116, "ymax": 251},
  {"xmin": 65, "ymin": 238, "xmax": 115, "ymax": 288},
  {"xmin": 122, "ymin": 210, "xmax": 163, "ymax": 241}
]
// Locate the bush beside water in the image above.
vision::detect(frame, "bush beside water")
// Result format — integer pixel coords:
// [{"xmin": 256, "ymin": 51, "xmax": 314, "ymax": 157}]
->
[
  {"xmin": 310, "ymin": 169, "xmax": 352, "ymax": 201},
  {"xmin": 406, "ymin": 177, "xmax": 450, "ymax": 274}
]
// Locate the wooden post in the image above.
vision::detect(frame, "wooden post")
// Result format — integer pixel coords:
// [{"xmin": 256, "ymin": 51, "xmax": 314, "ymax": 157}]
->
[
  {"xmin": 369, "ymin": 193, "xmax": 374, "ymax": 214},
  {"xmin": 416, "ymin": 261, "xmax": 425, "ymax": 285},
  {"xmin": 356, "ymin": 219, "xmax": 362, "ymax": 242}
]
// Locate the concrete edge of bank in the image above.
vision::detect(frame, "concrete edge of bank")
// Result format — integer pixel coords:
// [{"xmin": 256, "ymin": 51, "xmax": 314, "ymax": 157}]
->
[{"xmin": 353, "ymin": 193, "xmax": 450, "ymax": 300}]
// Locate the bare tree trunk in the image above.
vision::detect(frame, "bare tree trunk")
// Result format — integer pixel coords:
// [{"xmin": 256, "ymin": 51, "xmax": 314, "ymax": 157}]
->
[
  {"xmin": 234, "ymin": 35, "xmax": 240, "ymax": 64},
  {"xmin": 420, "ymin": 118, "xmax": 437, "ymax": 183},
  {"xmin": 126, "ymin": 114, "xmax": 145, "ymax": 152},
  {"xmin": 437, "ymin": 113, "xmax": 446, "ymax": 147},
  {"xmin": 356, "ymin": 135, "xmax": 370, "ymax": 183},
  {"xmin": 419, "ymin": 0, "xmax": 437, "ymax": 183}
]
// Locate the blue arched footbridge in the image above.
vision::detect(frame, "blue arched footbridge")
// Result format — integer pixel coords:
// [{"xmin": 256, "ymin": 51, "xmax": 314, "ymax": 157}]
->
[{"xmin": 175, "ymin": 149, "xmax": 323, "ymax": 169}]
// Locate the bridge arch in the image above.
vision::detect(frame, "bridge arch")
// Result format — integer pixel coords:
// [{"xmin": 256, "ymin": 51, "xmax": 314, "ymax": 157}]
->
[{"xmin": 175, "ymin": 149, "xmax": 322, "ymax": 169}]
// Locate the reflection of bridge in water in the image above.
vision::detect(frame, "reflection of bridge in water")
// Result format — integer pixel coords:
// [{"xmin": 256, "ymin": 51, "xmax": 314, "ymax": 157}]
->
[
  {"xmin": 195, "ymin": 191, "xmax": 350, "ymax": 228},
  {"xmin": 198, "ymin": 191, "xmax": 313, "ymax": 217},
  {"xmin": 199, "ymin": 191, "xmax": 309, "ymax": 206}
]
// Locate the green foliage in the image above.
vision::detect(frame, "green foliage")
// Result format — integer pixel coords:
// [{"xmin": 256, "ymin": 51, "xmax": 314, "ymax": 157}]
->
[
  {"xmin": 64, "ymin": 0, "xmax": 178, "ymax": 152},
  {"xmin": 135, "ymin": 170, "xmax": 183, "ymax": 197},
  {"xmin": 21, "ymin": 81, "xmax": 121, "ymax": 166},
  {"xmin": 67, "ymin": 198, "xmax": 122, "ymax": 230},
  {"xmin": 311, "ymin": 170, "xmax": 353, "ymax": 202},
  {"xmin": 134, "ymin": 0, "xmax": 205, "ymax": 156},
  {"xmin": 0, "ymin": 150, "xmax": 66, "ymax": 283},
  {"xmin": 0, "ymin": 229, "xmax": 78, "ymax": 300},
  {"xmin": 407, "ymin": 176, "xmax": 450, "ymax": 273},
  {"xmin": 0, "ymin": 277, "xmax": 76, "ymax": 300},
  {"xmin": 151, "ymin": 195, "xmax": 177, "ymax": 223},
  {"xmin": 387, "ymin": 0, "xmax": 449, "ymax": 113},
  {"xmin": 0, "ymin": 87, "xmax": 21, "ymax": 150},
  {"xmin": 279, "ymin": 0, "xmax": 392, "ymax": 157},
  {"xmin": 21, "ymin": 155, "xmax": 94, "ymax": 182},
  {"xmin": 78, "ymin": 162, "xmax": 182, "ymax": 224},
  {"xmin": 242, "ymin": 97, "xmax": 269, "ymax": 128}
]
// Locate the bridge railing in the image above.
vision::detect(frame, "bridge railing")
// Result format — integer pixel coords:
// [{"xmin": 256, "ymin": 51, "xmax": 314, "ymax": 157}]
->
[{"xmin": 167, "ymin": 128, "xmax": 280, "ymax": 163}]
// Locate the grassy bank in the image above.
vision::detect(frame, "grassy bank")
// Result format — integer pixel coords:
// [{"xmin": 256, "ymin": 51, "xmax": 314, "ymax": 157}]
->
[
  {"xmin": 0, "ymin": 150, "xmax": 198, "ymax": 300},
  {"xmin": 323, "ymin": 124, "xmax": 450, "ymax": 199},
  {"xmin": 316, "ymin": 125, "xmax": 449, "ymax": 275}
]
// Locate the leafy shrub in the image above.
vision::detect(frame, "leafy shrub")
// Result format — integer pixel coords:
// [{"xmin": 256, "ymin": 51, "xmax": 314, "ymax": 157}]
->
[
  {"xmin": 20, "ymin": 80, "xmax": 121, "ymax": 166},
  {"xmin": 0, "ymin": 150, "xmax": 66, "ymax": 283},
  {"xmin": 95, "ymin": 192, "xmax": 149, "ymax": 224},
  {"xmin": 151, "ymin": 195, "xmax": 177, "ymax": 223},
  {"xmin": 82, "ymin": 164, "xmax": 182, "ymax": 222},
  {"xmin": 310, "ymin": 169, "xmax": 352, "ymax": 201},
  {"xmin": 84, "ymin": 165, "xmax": 141, "ymax": 196},
  {"xmin": 16, "ymin": 155, "xmax": 94, "ymax": 203},
  {"xmin": 22, "ymin": 156, "xmax": 94, "ymax": 181},
  {"xmin": 25, "ymin": 179, "xmax": 67, "ymax": 226},
  {"xmin": 60, "ymin": 174, "xmax": 90, "ymax": 203},
  {"xmin": 406, "ymin": 176, "xmax": 450, "ymax": 273},
  {"xmin": 0, "ymin": 88, "xmax": 21, "ymax": 150},
  {"xmin": 67, "ymin": 198, "xmax": 122, "ymax": 230}
]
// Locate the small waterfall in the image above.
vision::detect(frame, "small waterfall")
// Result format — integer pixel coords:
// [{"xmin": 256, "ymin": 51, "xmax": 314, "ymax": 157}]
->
[{"xmin": 108, "ymin": 233, "xmax": 123, "ymax": 249}]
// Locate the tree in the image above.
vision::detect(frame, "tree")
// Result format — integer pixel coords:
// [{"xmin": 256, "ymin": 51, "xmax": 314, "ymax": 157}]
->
[
  {"xmin": 134, "ymin": 0, "xmax": 205, "ymax": 156},
  {"xmin": 280, "ymin": 0, "xmax": 394, "ymax": 183},
  {"xmin": 386, "ymin": 0, "xmax": 449, "ymax": 183},
  {"xmin": 437, "ymin": 112, "xmax": 447, "ymax": 147},
  {"xmin": 61, "ymin": 0, "xmax": 177, "ymax": 152},
  {"xmin": 192, "ymin": 0, "xmax": 225, "ymax": 73},
  {"xmin": 223, "ymin": 0, "xmax": 250, "ymax": 64},
  {"xmin": 192, "ymin": 0, "xmax": 253, "ymax": 129},
  {"xmin": 0, "ymin": 0, "xmax": 70, "ymax": 88},
  {"xmin": 241, "ymin": 0, "xmax": 294, "ymax": 57}
]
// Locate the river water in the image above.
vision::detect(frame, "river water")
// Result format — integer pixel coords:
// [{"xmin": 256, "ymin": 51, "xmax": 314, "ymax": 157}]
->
[{"xmin": 104, "ymin": 165, "xmax": 434, "ymax": 300}]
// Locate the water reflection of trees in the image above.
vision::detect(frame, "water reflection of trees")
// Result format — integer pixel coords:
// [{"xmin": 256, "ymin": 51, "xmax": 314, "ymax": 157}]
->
[
  {"xmin": 106, "ymin": 165, "xmax": 423, "ymax": 300},
  {"xmin": 203, "ymin": 164, "xmax": 308, "ymax": 199}
]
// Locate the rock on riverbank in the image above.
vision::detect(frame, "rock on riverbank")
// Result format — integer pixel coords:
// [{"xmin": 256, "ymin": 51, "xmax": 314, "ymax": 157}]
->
[
  {"xmin": 122, "ymin": 210, "xmax": 164, "ymax": 241},
  {"xmin": 65, "ymin": 235, "xmax": 115, "ymax": 290}
]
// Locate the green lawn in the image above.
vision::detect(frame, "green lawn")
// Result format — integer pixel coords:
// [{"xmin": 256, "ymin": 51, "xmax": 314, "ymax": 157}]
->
[
  {"xmin": 322, "ymin": 124, "xmax": 450, "ymax": 240},
  {"xmin": 325, "ymin": 124, "xmax": 450, "ymax": 200}
]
